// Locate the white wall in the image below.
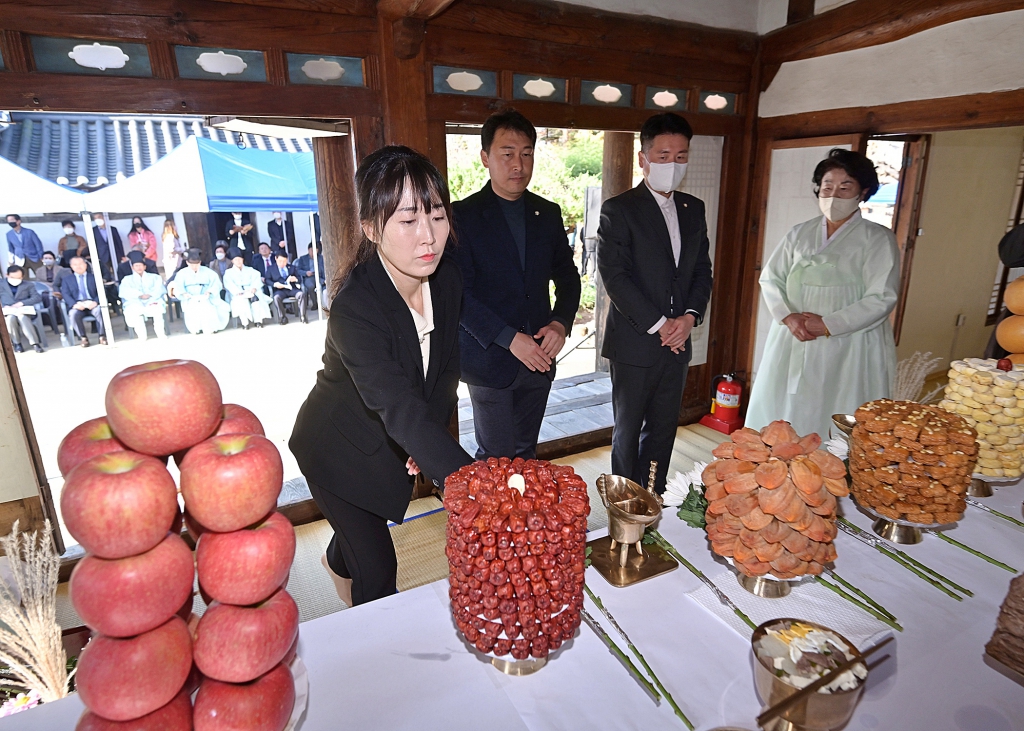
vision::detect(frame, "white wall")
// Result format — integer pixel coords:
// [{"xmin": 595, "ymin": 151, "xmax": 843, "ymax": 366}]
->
[
  {"xmin": 751, "ymin": 143, "xmax": 852, "ymax": 378},
  {"xmin": 556, "ymin": 0, "xmax": 760, "ymax": 32},
  {"xmin": 758, "ymin": 0, "xmax": 788, "ymax": 35},
  {"xmin": 251, "ymin": 212, "xmax": 314, "ymax": 259},
  {"xmin": 760, "ymin": 9, "xmax": 1024, "ymax": 118},
  {"xmin": 0, "ymin": 353, "xmax": 40, "ymax": 503}
]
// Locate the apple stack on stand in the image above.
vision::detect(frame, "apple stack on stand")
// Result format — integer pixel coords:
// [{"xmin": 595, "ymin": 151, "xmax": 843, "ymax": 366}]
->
[{"xmin": 56, "ymin": 360, "xmax": 298, "ymax": 731}]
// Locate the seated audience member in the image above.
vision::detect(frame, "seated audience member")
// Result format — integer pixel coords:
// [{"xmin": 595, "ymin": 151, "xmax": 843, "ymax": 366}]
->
[
  {"xmin": 35, "ymin": 251, "xmax": 68, "ymax": 294},
  {"xmin": 61, "ymin": 256, "xmax": 107, "ymax": 347},
  {"xmin": 295, "ymin": 243, "xmax": 325, "ymax": 310},
  {"xmin": 168, "ymin": 249, "xmax": 230, "ymax": 335},
  {"xmin": 267, "ymin": 251, "xmax": 307, "ymax": 325},
  {"xmin": 208, "ymin": 242, "xmax": 231, "ymax": 283},
  {"xmin": 57, "ymin": 221, "xmax": 88, "ymax": 260},
  {"xmin": 119, "ymin": 251, "xmax": 167, "ymax": 340},
  {"xmin": 251, "ymin": 242, "xmax": 275, "ymax": 296},
  {"xmin": 223, "ymin": 247, "xmax": 272, "ymax": 329},
  {"xmin": 116, "ymin": 254, "xmax": 158, "ymax": 281},
  {"xmin": 2, "ymin": 265, "xmax": 44, "ymax": 353}
]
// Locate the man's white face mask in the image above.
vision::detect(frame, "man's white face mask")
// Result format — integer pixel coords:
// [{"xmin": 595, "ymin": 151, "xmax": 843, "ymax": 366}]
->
[
  {"xmin": 818, "ymin": 195, "xmax": 862, "ymax": 223},
  {"xmin": 646, "ymin": 161, "xmax": 687, "ymax": 193}
]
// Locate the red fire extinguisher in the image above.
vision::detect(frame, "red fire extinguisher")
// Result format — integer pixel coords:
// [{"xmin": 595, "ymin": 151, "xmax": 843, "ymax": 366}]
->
[{"xmin": 699, "ymin": 373, "xmax": 745, "ymax": 435}]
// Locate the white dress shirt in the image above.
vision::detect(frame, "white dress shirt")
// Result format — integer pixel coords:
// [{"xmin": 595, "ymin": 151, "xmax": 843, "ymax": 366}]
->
[
  {"xmin": 380, "ymin": 254, "xmax": 434, "ymax": 375},
  {"xmin": 644, "ymin": 182, "xmax": 700, "ymax": 335}
]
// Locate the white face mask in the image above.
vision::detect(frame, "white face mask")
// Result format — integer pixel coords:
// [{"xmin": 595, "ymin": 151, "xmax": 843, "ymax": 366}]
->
[
  {"xmin": 233, "ymin": 216, "xmax": 242, "ymax": 223},
  {"xmin": 215, "ymin": 252, "xmax": 226, "ymax": 260},
  {"xmin": 43, "ymin": 259, "xmax": 54, "ymax": 267},
  {"xmin": 645, "ymin": 161, "xmax": 687, "ymax": 193},
  {"xmin": 94, "ymin": 219, "xmax": 105, "ymax": 228},
  {"xmin": 274, "ymin": 214, "xmax": 282, "ymax": 221},
  {"xmin": 64, "ymin": 227, "xmax": 75, "ymax": 235},
  {"xmin": 6, "ymin": 278, "xmax": 21, "ymax": 287},
  {"xmin": 818, "ymin": 195, "xmax": 862, "ymax": 223}
]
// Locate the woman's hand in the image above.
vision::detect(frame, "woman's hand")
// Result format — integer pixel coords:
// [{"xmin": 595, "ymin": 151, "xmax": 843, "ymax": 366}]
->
[
  {"xmin": 802, "ymin": 313, "xmax": 829, "ymax": 338},
  {"xmin": 782, "ymin": 313, "xmax": 815, "ymax": 342},
  {"xmin": 406, "ymin": 457, "xmax": 420, "ymax": 476}
]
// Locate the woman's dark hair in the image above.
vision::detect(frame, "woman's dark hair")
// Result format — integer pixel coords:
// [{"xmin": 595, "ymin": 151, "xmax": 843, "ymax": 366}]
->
[
  {"xmin": 640, "ymin": 113, "xmax": 693, "ymax": 151},
  {"xmin": 337, "ymin": 145, "xmax": 452, "ymax": 295},
  {"xmin": 812, "ymin": 148, "xmax": 880, "ymax": 201},
  {"xmin": 131, "ymin": 217, "xmax": 151, "ymax": 232},
  {"xmin": 481, "ymin": 109, "xmax": 537, "ymax": 153},
  {"xmin": 60, "ymin": 219, "xmax": 74, "ymax": 228}
]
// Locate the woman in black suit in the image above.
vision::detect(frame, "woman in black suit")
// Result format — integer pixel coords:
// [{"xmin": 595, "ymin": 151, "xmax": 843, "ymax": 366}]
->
[{"xmin": 290, "ymin": 146, "xmax": 473, "ymax": 606}]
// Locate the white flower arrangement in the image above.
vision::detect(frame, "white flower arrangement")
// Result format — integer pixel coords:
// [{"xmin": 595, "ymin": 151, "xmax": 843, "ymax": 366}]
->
[{"xmin": 663, "ymin": 461, "xmax": 708, "ymax": 508}]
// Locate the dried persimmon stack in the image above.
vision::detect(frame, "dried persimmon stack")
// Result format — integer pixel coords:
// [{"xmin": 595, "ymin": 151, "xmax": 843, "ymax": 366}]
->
[
  {"xmin": 704, "ymin": 421, "xmax": 846, "ymax": 579},
  {"xmin": 849, "ymin": 399, "xmax": 977, "ymax": 525}
]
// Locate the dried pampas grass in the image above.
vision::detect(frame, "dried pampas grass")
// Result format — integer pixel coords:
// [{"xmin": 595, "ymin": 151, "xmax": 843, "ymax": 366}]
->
[
  {"xmin": 894, "ymin": 351, "xmax": 943, "ymax": 403},
  {"xmin": 0, "ymin": 521, "xmax": 72, "ymax": 703}
]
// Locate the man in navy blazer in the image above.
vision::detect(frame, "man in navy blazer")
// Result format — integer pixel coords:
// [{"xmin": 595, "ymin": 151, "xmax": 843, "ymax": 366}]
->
[
  {"xmin": 452, "ymin": 109, "xmax": 581, "ymax": 460},
  {"xmin": 251, "ymin": 243, "xmax": 275, "ymax": 296},
  {"xmin": 266, "ymin": 251, "xmax": 307, "ymax": 324},
  {"xmin": 597, "ymin": 113, "xmax": 713, "ymax": 493},
  {"xmin": 61, "ymin": 256, "xmax": 107, "ymax": 347}
]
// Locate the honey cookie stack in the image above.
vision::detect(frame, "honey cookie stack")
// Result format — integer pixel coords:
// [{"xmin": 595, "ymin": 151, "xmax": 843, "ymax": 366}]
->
[
  {"xmin": 850, "ymin": 399, "xmax": 976, "ymax": 525},
  {"xmin": 938, "ymin": 358, "xmax": 1024, "ymax": 478}
]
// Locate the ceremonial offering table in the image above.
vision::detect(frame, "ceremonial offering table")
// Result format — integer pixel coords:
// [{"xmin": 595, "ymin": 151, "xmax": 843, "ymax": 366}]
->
[{"xmin": 4, "ymin": 487, "xmax": 1023, "ymax": 730}]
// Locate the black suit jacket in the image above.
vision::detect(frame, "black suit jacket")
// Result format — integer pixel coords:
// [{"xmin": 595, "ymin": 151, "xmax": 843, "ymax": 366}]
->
[
  {"xmin": 597, "ymin": 183, "xmax": 713, "ymax": 367},
  {"xmin": 60, "ymin": 270, "xmax": 100, "ymax": 306},
  {"xmin": 115, "ymin": 259, "xmax": 158, "ymax": 281},
  {"xmin": 267, "ymin": 263, "xmax": 300, "ymax": 292},
  {"xmin": 92, "ymin": 225, "xmax": 123, "ymax": 275},
  {"xmin": 451, "ymin": 182, "xmax": 581, "ymax": 389},
  {"xmin": 289, "ymin": 255, "xmax": 472, "ymax": 522},
  {"xmin": 267, "ymin": 219, "xmax": 296, "ymax": 259}
]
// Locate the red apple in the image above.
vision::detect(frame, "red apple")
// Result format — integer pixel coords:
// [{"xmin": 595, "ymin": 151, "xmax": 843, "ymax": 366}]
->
[
  {"xmin": 216, "ymin": 404, "xmax": 265, "ymax": 437},
  {"xmin": 105, "ymin": 360, "xmax": 222, "ymax": 456},
  {"xmin": 197, "ymin": 511, "xmax": 296, "ymax": 606},
  {"xmin": 194, "ymin": 663, "xmax": 294, "ymax": 731},
  {"xmin": 179, "ymin": 434, "xmax": 283, "ymax": 532},
  {"xmin": 75, "ymin": 685, "xmax": 192, "ymax": 731},
  {"xmin": 57, "ymin": 417, "xmax": 128, "ymax": 477},
  {"xmin": 70, "ymin": 532, "xmax": 194, "ymax": 637},
  {"xmin": 61, "ymin": 452, "xmax": 178, "ymax": 559},
  {"xmin": 76, "ymin": 616, "xmax": 192, "ymax": 722},
  {"xmin": 193, "ymin": 588, "xmax": 298, "ymax": 683}
]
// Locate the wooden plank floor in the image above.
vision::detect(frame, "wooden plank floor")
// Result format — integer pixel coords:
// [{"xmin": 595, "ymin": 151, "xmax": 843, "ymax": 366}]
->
[{"xmin": 458, "ymin": 372, "xmax": 613, "ymax": 457}]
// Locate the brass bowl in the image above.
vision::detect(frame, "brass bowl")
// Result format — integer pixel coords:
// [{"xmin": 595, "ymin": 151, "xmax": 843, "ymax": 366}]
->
[
  {"xmin": 751, "ymin": 619, "xmax": 867, "ymax": 731},
  {"xmin": 831, "ymin": 414, "xmax": 857, "ymax": 437},
  {"xmin": 596, "ymin": 474, "xmax": 661, "ymax": 545}
]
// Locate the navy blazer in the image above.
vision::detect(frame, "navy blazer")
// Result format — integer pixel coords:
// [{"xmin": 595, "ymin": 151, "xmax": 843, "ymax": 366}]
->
[
  {"xmin": 451, "ymin": 182, "xmax": 581, "ymax": 389},
  {"xmin": 267, "ymin": 263, "xmax": 301, "ymax": 292},
  {"xmin": 289, "ymin": 256, "xmax": 472, "ymax": 523},
  {"xmin": 60, "ymin": 270, "xmax": 101, "ymax": 306},
  {"xmin": 597, "ymin": 183, "xmax": 714, "ymax": 368}
]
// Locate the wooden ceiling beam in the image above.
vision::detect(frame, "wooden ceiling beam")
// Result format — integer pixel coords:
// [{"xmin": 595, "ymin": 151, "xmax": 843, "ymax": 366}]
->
[
  {"xmin": 376, "ymin": 0, "xmax": 458, "ymax": 20},
  {"xmin": 763, "ymin": 0, "xmax": 1022, "ymax": 65}
]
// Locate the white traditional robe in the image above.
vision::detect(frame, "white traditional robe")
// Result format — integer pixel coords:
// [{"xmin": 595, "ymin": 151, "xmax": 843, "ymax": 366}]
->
[
  {"xmin": 746, "ymin": 213, "xmax": 900, "ymax": 439},
  {"xmin": 223, "ymin": 265, "xmax": 272, "ymax": 324},
  {"xmin": 172, "ymin": 266, "xmax": 230, "ymax": 334},
  {"xmin": 119, "ymin": 271, "xmax": 167, "ymax": 334}
]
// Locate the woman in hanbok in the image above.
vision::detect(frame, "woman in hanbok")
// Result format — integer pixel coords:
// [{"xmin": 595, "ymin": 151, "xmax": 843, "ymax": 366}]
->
[
  {"xmin": 168, "ymin": 249, "xmax": 230, "ymax": 334},
  {"xmin": 118, "ymin": 251, "xmax": 168, "ymax": 340},
  {"xmin": 746, "ymin": 148, "xmax": 900, "ymax": 439},
  {"xmin": 162, "ymin": 220, "xmax": 186, "ymax": 279},
  {"xmin": 223, "ymin": 247, "xmax": 272, "ymax": 329}
]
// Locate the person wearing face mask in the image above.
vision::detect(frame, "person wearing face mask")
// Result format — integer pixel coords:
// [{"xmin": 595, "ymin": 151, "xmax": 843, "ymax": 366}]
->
[
  {"xmin": 57, "ymin": 221, "xmax": 88, "ymax": 260},
  {"xmin": 127, "ymin": 218, "xmax": 158, "ymax": 263},
  {"xmin": 745, "ymin": 148, "xmax": 899, "ymax": 439},
  {"xmin": 1, "ymin": 266, "xmax": 44, "ymax": 353},
  {"xmin": 596, "ymin": 112, "xmax": 713, "ymax": 494},
  {"xmin": 451, "ymin": 109, "xmax": 581, "ymax": 462},
  {"xmin": 6, "ymin": 215, "xmax": 44, "ymax": 273},
  {"xmin": 208, "ymin": 243, "xmax": 231, "ymax": 284},
  {"xmin": 91, "ymin": 214, "xmax": 124, "ymax": 278},
  {"xmin": 267, "ymin": 212, "xmax": 296, "ymax": 260},
  {"xmin": 290, "ymin": 146, "xmax": 473, "ymax": 606},
  {"xmin": 225, "ymin": 213, "xmax": 255, "ymax": 264}
]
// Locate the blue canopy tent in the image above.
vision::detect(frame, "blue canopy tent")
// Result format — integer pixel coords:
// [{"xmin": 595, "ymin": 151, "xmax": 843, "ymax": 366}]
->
[{"xmin": 83, "ymin": 135, "xmax": 318, "ymax": 213}]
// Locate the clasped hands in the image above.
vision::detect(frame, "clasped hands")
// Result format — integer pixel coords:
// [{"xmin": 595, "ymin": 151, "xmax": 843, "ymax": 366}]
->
[
  {"xmin": 510, "ymin": 321, "xmax": 567, "ymax": 373},
  {"xmin": 657, "ymin": 314, "xmax": 696, "ymax": 354},
  {"xmin": 783, "ymin": 312, "xmax": 828, "ymax": 342}
]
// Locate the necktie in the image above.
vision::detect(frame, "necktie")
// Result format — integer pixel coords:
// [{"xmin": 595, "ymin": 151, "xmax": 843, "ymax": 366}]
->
[
  {"xmin": 280, "ymin": 267, "xmax": 287, "ymax": 278},
  {"xmin": 77, "ymin": 274, "xmax": 87, "ymax": 300}
]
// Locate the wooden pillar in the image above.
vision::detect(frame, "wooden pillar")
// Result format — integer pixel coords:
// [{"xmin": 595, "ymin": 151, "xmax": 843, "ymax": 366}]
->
[
  {"xmin": 351, "ymin": 115, "xmax": 385, "ymax": 163},
  {"xmin": 312, "ymin": 135, "xmax": 358, "ymax": 296},
  {"xmin": 377, "ymin": 15, "xmax": 430, "ymax": 153},
  {"xmin": 594, "ymin": 131, "xmax": 635, "ymax": 373},
  {"xmin": 183, "ymin": 212, "xmax": 212, "ymax": 261}
]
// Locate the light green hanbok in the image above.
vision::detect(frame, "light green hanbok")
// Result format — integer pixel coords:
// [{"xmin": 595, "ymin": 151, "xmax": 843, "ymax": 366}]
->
[{"xmin": 746, "ymin": 212, "xmax": 900, "ymax": 439}]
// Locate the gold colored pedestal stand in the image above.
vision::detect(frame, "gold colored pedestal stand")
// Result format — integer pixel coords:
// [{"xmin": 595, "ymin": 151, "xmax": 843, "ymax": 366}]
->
[
  {"xmin": 490, "ymin": 655, "xmax": 547, "ymax": 676},
  {"xmin": 587, "ymin": 534, "xmax": 678, "ymax": 587},
  {"xmin": 968, "ymin": 478, "xmax": 994, "ymax": 498},
  {"xmin": 870, "ymin": 518, "xmax": 923, "ymax": 545},
  {"xmin": 736, "ymin": 573, "xmax": 791, "ymax": 599}
]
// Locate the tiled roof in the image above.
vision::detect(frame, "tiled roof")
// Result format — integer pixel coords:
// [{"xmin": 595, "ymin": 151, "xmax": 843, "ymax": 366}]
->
[{"xmin": 0, "ymin": 112, "xmax": 312, "ymax": 188}]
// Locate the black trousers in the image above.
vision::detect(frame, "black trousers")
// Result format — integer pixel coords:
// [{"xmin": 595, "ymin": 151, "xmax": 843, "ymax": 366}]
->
[
  {"xmin": 468, "ymin": 362, "xmax": 553, "ymax": 460},
  {"xmin": 306, "ymin": 480, "xmax": 397, "ymax": 606},
  {"xmin": 609, "ymin": 354, "xmax": 689, "ymax": 493}
]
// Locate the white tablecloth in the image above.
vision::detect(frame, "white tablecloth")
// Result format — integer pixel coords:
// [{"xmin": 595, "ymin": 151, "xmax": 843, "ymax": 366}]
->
[{"xmin": 6, "ymin": 485, "xmax": 1024, "ymax": 730}]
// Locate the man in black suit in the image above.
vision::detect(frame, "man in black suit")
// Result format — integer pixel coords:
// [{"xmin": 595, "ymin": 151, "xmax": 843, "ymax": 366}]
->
[
  {"xmin": 267, "ymin": 212, "xmax": 296, "ymax": 260},
  {"xmin": 267, "ymin": 251, "xmax": 307, "ymax": 324},
  {"xmin": 225, "ymin": 213, "xmax": 255, "ymax": 264},
  {"xmin": 452, "ymin": 109, "xmax": 581, "ymax": 460},
  {"xmin": 91, "ymin": 213, "xmax": 124, "ymax": 280},
  {"xmin": 251, "ymin": 243, "xmax": 275, "ymax": 296},
  {"xmin": 597, "ymin": 112, "xmax": 713, "ymax": 493},
  {"xmin": 61, "ymin": 256, "xmax": 107, "ymax": 347}
]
